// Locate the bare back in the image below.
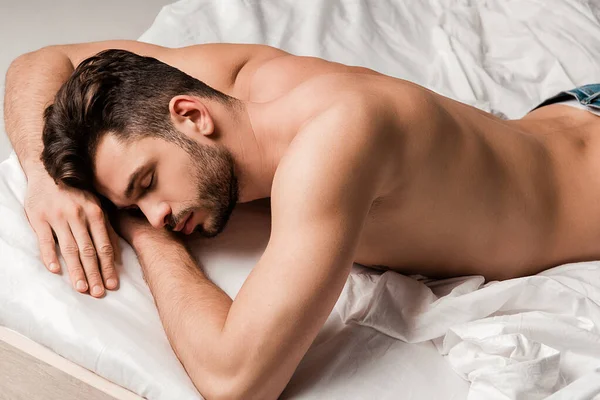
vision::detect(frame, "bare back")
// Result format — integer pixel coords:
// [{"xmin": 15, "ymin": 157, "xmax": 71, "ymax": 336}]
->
[{"xmin": 258, "ymin": 72, "xmax": 600, "ymax": 280}]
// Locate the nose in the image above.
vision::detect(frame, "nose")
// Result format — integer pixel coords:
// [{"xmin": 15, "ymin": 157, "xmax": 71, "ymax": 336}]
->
[{"xmin": 139, "ymin": 200, "xmax": 171, "ymax": 229}]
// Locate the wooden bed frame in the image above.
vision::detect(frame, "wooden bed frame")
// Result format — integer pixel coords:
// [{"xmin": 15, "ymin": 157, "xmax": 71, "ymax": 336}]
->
[{"xmin": 0, "ymin": 326, "xmax": 144, "ymax": 400}]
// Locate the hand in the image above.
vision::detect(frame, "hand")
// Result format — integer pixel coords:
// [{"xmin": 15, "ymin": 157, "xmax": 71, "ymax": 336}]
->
[{"xmin": 24, "ymin": 172, "xmax": 119, "ymax": 297}]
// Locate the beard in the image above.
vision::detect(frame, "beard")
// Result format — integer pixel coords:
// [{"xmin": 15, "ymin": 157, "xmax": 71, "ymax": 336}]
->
[{"xmin": 167, "ymin": 140, "xmax": 239, "ymax": 238}]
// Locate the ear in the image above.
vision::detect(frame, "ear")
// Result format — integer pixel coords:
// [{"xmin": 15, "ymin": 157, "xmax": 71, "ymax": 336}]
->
[{"xmin": 168, "ymin": 95, "xmax": 214, "ymax": 137}]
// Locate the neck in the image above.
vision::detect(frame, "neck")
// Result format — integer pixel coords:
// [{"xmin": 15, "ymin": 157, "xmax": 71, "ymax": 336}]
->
[{"xmin": 209, "ymin": 99, "xmax": 288, "ymax": 203}]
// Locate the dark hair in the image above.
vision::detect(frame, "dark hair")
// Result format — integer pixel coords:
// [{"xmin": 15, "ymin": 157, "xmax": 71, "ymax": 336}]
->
[{"xmin": 41, "ymin": 49, "xmax": 232, "ymax": 192}]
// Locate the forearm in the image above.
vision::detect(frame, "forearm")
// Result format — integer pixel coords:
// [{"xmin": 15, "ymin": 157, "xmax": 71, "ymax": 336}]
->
[
  {"xmin": 4, "ymin": 46, "xmax": 74, "ymax": 177},
  {"xmin": 132, "ymin": 231, "xmax": 236, "ymax": 396},
  {"xmin": 122, "ymin": 203, "xmax": 354, "ymax": 400}
]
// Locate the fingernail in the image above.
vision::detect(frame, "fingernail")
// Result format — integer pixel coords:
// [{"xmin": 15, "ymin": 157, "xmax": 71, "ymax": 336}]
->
[
  {"xmin": 49, "ymin": 263, "xmax": 59, "ymax": 272},
  {"xmin": 76, "ymin": 280, "xmax": 87, "ymax": 291},
  {"xmin": 106, "ymin": 278, "xmax": 118, "ymax": 289},
  {"xmin": 91, "ymin": 286, "xmax": 104, "ymax": 296}
]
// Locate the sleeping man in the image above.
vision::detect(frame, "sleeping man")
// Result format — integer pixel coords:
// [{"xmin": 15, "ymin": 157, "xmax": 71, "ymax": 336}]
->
[{"xmin": 5, "ymin": 41, "xmax": 600, "ymax": 399}]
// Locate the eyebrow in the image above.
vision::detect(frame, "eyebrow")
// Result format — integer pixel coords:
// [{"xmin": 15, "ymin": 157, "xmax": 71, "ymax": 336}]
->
[{"xmin": 124, "ymin": 165, "xmax": 146, "ymax": 200}]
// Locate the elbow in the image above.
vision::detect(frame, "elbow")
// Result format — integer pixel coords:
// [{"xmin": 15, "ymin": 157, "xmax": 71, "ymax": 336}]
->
[
  {"xmin": 10, "ymin": 46, "xmax": 50, "ymax": 66},
  {"xmin": 199, "ymin": 382, "xmax": 245, "ymax": 400},
  {"xmin": 7, "ymin": 52, "xmax": 30, "ymax": 74},
  {"xmin": 8, "ymin": 45, "xmax": 71, "ymax": 73},
  {"xmin": 191, "ymin": 368, "xmax": 284, "ymax": 400},
  {"xmin": 200, "ymin": 384, "xmax": 280, "ymax": 400},
  {"xmin": 192, "ymin": 376, "xmax": 243, "ymax": 400},
  {"xmin": 183, "ymin": 341, "xmax": 290, "ymax": 399},
  {"xmin": 5, "ymin": 53, "xmax": 33, "ymax": 95}
]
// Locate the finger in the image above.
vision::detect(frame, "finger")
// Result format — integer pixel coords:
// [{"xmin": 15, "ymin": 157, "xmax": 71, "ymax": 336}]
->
[
  {"xmin": 88, "ymin": 213, "xmax": 118, "ymax": 290},
  {"xmin": 32, "ymin": 221, "xmax": 60, "ymax": 273},
  {"xmin": 107, "ymin": 220, "xmax": 122, "ymax": 266},
  {"xmin": 70, "ymin": 218, "xmax": 105, "ymax": 298},
  {"xmin": 54, "ymin": 221, "xmax": 88, "ymax": 294}
]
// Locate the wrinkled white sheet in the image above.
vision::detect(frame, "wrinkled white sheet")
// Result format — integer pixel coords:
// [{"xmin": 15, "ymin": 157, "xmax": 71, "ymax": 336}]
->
[
  {"xmin": 339, "ymin": 266, "xmax": 600, "ymax": 399},
  {"xmin": 140, "ymin": 0, "xmax": 600, "ymax": 118},
  {"xmin": 2, "ymin": 0, "xmax": 600, "ymax": 399}
]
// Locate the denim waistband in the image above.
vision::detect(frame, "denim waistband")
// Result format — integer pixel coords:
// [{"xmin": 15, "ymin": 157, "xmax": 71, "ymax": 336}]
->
[{"xmin": 533, "ymin": 83, "xmax": 600, "ymax": 111}]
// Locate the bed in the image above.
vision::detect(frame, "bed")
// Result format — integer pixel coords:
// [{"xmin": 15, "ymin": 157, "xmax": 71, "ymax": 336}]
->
[{"xmin": 1, "ymin": 0, "xmax": 600, "ymax": 399}]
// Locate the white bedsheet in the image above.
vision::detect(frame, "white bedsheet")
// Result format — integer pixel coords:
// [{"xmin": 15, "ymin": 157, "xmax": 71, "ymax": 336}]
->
[
  {"xmin": 2, "ymin": 0, "xmax": 600, "ymax": 398},
  {"xmin": 339, "ymin": 267, "xmax": 600, "ymax": 399}
]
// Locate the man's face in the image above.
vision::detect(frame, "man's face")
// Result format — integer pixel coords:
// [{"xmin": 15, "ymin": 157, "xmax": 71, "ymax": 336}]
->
[{"xmin": 94, "ymin": 133, "xmax": 238, "ymax": 237}]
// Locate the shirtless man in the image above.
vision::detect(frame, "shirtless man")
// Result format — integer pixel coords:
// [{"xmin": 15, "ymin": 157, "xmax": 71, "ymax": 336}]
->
[{"xmin": 5, "ymin": 41, "xmax": 600, "ymax": 399}]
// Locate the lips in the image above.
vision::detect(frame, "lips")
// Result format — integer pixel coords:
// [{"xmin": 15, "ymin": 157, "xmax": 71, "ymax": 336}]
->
[
  {"xmin": 182, "ymin": 212, "xmax": 195, "ymax": 235},
  {"xmin": 174, "ymin": 212, "xmax": 192, "ymax": 232}
]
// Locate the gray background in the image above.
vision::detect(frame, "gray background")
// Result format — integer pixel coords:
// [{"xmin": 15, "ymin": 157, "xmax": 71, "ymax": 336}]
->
[{"xmin": 0, "ymin": 0, "xmax": 175, "ymax": 162}]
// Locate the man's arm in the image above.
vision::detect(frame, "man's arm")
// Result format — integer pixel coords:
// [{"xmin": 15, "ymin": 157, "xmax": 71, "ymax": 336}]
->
[
  {"xmin": 122, "ymin": 102, "xmax": 383, "ymax": 399},
  {"xmin": 3, "ymin": 40, "xmax": 175, "ymax": 296},
  {"xmin": 4, "ymin": 40, "xmax": 172, "ymax": 177}
]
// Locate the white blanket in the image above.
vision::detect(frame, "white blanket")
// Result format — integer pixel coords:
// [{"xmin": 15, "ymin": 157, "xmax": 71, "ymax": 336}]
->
[
  {"xmin": 339, "ymin": 266, "xmax": 600, "ymax": 399},
  {"xmin": 2, "ymin": 0, "xmax": 600, "ymax": 398}
]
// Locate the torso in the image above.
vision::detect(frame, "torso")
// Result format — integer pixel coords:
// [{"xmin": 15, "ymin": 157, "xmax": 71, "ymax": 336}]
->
[
  {"xmin": 254, "ymin": 71, "xmax": 600, "ymax": 280},
  {"xmin": 175, "ymin": 44, "xmax": 600, "ymax": 280},
  {"xmin": 369, "ymin": 97, "xmax": 600, "ymax": 280}
]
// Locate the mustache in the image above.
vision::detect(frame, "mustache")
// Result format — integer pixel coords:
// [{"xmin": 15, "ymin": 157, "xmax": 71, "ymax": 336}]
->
[{"xmin": 166, "ymin": 208, "xmax": 194, "ymax": 231}]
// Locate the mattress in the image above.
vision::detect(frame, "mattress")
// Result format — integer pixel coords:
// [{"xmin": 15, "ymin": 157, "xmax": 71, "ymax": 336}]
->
[{"xmin": 2, "ymin": 0, "xmax": 600, "ymax": 399}]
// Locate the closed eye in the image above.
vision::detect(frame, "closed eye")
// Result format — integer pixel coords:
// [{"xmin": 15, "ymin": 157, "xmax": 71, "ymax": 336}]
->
[
  {"xmin": 142, "ymin": 172, "xmax": 155, "ymax": 195},
  {"xmin": 122, "ymin": 170, "xmax": 156, "ymax": 210}
]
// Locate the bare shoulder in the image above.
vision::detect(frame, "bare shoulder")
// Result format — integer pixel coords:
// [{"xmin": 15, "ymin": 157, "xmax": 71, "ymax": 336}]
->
[
  {"xmin": 271, "ymin": 94, "xmax": 391, "ymax": 221},
  {"xmin": 286, "ymin": 91, "xmax": 390, "ymax": 169}
]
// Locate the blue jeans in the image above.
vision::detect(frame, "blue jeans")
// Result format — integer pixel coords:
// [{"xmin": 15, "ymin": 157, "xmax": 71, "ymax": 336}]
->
[{"xmin": 533, "ymin": 83, "xmax": 600, "ymax": 111}]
